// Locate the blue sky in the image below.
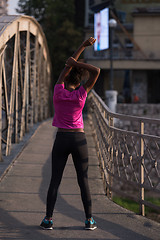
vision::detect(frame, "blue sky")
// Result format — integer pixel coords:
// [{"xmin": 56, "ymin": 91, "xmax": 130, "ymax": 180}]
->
[{"xmin": 8, "ymin": 0, "xmax": 19, "ymax": 15}]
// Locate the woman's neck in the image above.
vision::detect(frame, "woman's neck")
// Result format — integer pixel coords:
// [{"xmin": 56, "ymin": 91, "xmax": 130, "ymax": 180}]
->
[{"xmin": 66, "ymin": 84, "xmax": 75, "ymax": 92}]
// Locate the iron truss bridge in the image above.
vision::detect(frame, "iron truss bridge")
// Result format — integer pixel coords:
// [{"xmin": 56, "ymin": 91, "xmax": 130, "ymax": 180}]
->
[{"xmin": 0, "ymin": 15, "xmax": 52, "ymax": 159}]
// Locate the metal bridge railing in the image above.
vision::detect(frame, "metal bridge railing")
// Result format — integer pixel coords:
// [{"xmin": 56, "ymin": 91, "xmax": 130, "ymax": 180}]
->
[
  {"xmin": 0, "ymin": 15, "xmax": 52, "ymax": 160},
  {"xmin": 87, "ymin": 90, "xmax": 160, "ymax": 216}
]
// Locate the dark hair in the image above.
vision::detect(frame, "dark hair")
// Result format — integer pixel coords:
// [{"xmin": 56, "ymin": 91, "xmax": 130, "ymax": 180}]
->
[{"xmin": 66, "ymin": 67, "xmax": 84, "ymax": 86}]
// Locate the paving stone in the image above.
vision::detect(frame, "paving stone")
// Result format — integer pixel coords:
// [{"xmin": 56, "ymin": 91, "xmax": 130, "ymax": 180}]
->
[{"xmin": 0, "ymin": 118, "xmax": 159, "ymax": 240}]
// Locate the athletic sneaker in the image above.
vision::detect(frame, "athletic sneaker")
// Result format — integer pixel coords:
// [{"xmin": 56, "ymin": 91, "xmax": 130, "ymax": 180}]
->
[
  {"xmin": 85, "ymin": 217, "xmax": 97, "ymax": 230},
  {"xmin": 40, "ymin": 217, "xmax": 53, "ymax": 230}
]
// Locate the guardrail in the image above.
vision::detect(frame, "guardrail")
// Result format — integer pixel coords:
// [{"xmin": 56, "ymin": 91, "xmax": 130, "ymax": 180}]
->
[{"xmin": 88, "ymin": 90, "xmax": 160, "ymax": 216}]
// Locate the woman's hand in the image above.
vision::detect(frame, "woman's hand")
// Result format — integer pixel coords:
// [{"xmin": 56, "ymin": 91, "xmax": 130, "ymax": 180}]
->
[
  {"xmin": 83, "ymin": 37, "xmax": 96, "ymax": 47},
  {"xmin": 66, "ymin": 57, "xmax": 77, "ymax": 68}
]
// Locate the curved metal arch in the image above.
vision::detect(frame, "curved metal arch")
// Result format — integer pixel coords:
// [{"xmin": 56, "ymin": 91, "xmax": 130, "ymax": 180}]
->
[
  {"xmin": 0, "ymin": 15, "xmax": 50, "ymax": 65},
  {"xmin": 0, "ymin": 15, "xmax": 52, "ymax": 159}
]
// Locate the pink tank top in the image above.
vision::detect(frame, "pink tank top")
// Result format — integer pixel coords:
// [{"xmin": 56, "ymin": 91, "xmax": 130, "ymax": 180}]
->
[{"xmin": 52, "ymin": 84, "xmax": 87, "ymax": 129}]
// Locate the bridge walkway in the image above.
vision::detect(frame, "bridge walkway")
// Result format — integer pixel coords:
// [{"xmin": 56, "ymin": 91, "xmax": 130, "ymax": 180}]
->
[{"xmin": 0, "ymin": 118, "xmax": 159, "ymax": 240}]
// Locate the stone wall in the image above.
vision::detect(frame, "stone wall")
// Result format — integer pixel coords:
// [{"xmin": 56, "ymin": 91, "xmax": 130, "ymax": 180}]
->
[
  {"xmin": 117, "ymin": 104, "xmax": 160, "ymax": 119},
  {"xmin": 116, "ymin": 104, "xmax": 160, "ymax": 136}
]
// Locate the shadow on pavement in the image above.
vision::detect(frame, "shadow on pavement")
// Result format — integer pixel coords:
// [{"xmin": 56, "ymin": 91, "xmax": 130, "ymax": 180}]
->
[
  {"xmin": 0, "ymin": 122, "xmax": 158, "ymax": 240},
  {"xmin": 37, "ymin": 151, "xmax": 154, "ymax": 240}
]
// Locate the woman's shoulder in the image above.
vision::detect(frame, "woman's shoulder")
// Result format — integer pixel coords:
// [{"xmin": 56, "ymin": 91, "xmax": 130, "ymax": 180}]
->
[
  {"xmin": 54, "ymin": 83, "xmax": 65, "ymax": 88},
  {"xmin": 74, "ymin": 85, "xmax": 87, "ymax": 100}
]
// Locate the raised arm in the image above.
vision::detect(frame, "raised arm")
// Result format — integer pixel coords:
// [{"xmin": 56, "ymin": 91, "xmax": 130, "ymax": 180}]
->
[
  {"xmin": 56, "ymin": 37, "xmax": 96, "ymax": 84},
  {"xmin": 72, "ymin": 37, "xmax": 96, "ymax": 60},
  {"xmin": 66, "ymin": 57, "xmax": 100, "ymax": 93}
]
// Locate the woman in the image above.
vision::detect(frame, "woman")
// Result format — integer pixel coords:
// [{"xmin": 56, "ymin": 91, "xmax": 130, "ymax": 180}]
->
[{"xmin": 40, "ymin": 37, "xmax": 100, "ymax": 230}]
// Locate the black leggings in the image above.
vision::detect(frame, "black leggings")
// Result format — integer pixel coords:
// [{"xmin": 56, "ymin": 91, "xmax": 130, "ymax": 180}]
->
[{"xmin": 46, "ymin": 132, "xmax": 92, "ymax": 219}]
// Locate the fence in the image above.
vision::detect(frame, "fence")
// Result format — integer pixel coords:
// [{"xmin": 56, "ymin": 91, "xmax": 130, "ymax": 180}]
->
[{"xmin": 88, "ymin": 90, "xmax": 160, "ymax": 216}]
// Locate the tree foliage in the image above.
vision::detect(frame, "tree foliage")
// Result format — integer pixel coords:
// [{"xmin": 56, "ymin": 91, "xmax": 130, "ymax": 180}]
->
[{"xmin": 17, "ymin": 0, "xmax": 83, "ymax": 81}]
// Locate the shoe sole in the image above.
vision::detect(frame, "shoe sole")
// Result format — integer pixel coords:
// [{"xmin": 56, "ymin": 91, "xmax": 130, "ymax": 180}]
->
[
  {"xmin": 85, "ymin": 226, "xmax": 97, "ymax": 231},
  {"xmin": 40, "ymin": 226, "xmax": 53, "ymax": 230}
]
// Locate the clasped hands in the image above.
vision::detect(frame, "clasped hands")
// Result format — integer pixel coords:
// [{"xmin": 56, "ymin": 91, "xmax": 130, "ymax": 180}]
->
[{"xmin": 65, "ymin": 37, "xmax": 96, "ymax": 68}]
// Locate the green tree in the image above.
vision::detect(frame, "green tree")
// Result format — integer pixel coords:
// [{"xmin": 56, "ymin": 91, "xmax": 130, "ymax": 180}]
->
[
  {"xmin": 17, "ymin": 0, "xmax": 83, "ymax": 81},
  {"xmin": 16, "ymin": 0, "xmax": 46, "ymax": 23}
]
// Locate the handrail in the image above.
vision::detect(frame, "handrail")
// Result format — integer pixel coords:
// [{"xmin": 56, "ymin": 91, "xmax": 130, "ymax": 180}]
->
[
  {"xmin": 93, "ymin": 89, "xmax": 160, "ymax": 124},
  {"xmin": 88, "ymin": 90, "xmax": 160, "ymax": 217}
]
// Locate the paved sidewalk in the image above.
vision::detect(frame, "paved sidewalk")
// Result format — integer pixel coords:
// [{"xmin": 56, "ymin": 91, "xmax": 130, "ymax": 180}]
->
[{"xmin": 0, "ymin": 119, "xmax": 160, "ymax": 240}]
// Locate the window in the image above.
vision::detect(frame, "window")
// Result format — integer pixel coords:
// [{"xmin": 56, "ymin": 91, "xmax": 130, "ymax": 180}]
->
[{"xmin": 89, "ymin": 0, "xmax": 95, "ymax": 6}]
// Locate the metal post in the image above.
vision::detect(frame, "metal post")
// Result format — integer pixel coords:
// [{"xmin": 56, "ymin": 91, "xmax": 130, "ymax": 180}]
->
[
  {"xmin": 33, "ymin": 31, "xmax": 39, "ymax": 123},
  {"xmin": 6, "ymin": 23, "xmax": 19, "ymax": 155},
  {"xmin": 15, "ymin": 22, "xmax": 20, "ymax": 143},
  {"xmin": 110, "ymin": 27, "xmax": 113, "ymax": 90},
  {"xmin": 107, "ymin": 116, "xmax": 114, "ymax": 199},
  {"xmin": 139, "ymin": 121, "xmax": 145, "ymax": 216},
  {"xmin": 20, "ymin": 23, "xmax": 30, "ymax": 140},
  {"xmin": 109, "ymin": 18, "xmax": 117, "ymax": 91},
  {"xmin": 0, "ymin": 55, "xmax": 2, "ymax": 161}
]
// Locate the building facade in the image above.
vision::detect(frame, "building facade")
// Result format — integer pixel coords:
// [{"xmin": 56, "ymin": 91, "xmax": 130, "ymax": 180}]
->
[
  {"xmin": 84, "ymin": 0, "xmax": 160, "ymax": 103},
  {"xmin": 0, "ymin": 0, "xmax": 8, "ymax": 15}
]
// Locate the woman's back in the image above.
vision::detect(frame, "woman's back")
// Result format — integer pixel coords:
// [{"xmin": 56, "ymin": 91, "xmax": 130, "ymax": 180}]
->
[{"xmin": 52, "ymin": 84, "xmax": 87, "ymax": 129}]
